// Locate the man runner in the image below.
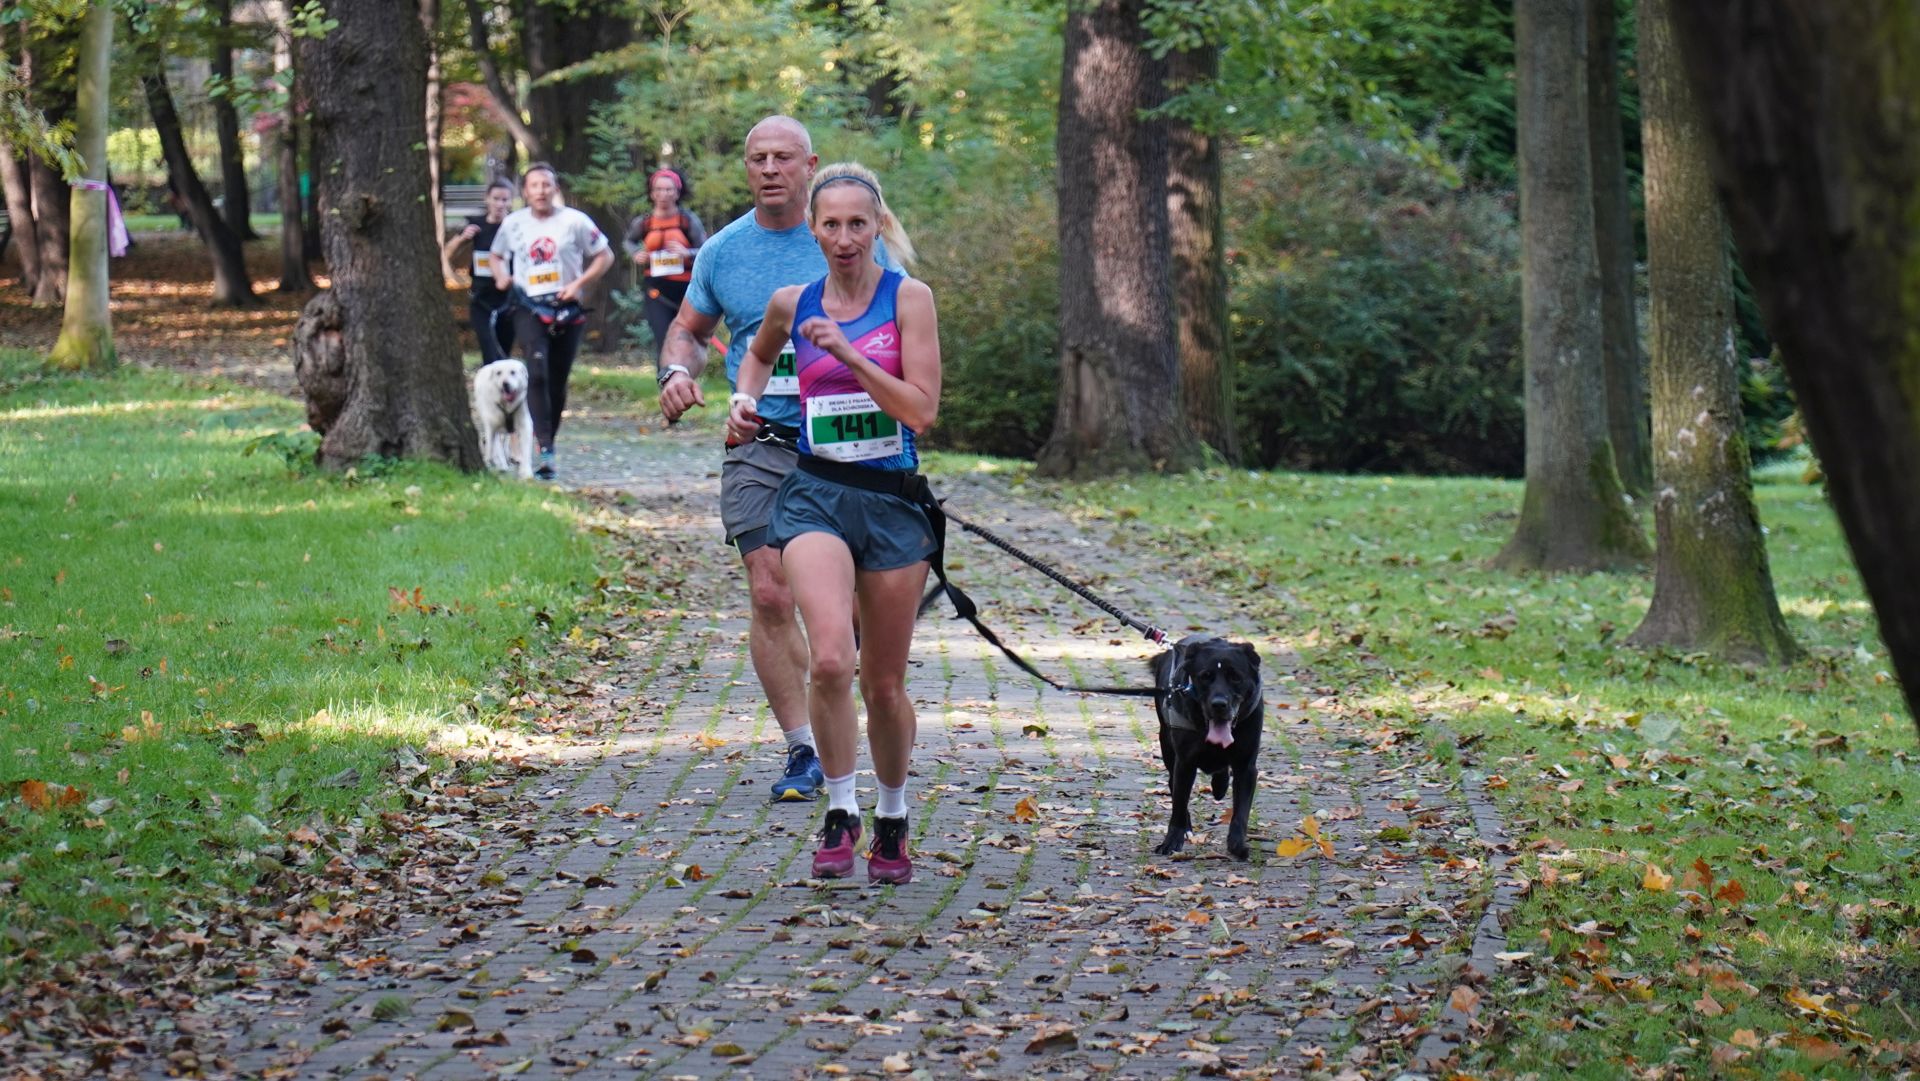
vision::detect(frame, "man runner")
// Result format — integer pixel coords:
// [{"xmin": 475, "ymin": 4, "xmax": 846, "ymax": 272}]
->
[{"xmin": 657, "ymin": 116, "xmax": 894, "ymax": 802}]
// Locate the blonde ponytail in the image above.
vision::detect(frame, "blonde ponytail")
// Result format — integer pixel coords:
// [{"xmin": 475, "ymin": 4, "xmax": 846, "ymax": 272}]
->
[{"xmin": 809, "ymin": 161, "xmax": 917, "ymax": 271}]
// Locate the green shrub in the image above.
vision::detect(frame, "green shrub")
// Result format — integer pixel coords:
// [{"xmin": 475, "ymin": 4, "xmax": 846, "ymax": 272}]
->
[
  {"xmin": 1228, "ymin": 135, "xmax": 1524, "ymax": 475},
  {"xmin": 913, "ymin": 182, "xmax": 1060, "ymax": 457}
]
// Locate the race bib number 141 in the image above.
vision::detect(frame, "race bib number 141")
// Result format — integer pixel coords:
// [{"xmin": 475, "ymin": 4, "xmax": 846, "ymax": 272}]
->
[{"xmin": 806, "ymin": 392, "xmax": 901, "ymax": 463}]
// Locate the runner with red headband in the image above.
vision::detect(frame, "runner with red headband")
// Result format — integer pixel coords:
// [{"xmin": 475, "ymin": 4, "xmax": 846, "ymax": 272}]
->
[{"xmin": 623, "ymin": 168, "xmax": 708, "ymax": 360}]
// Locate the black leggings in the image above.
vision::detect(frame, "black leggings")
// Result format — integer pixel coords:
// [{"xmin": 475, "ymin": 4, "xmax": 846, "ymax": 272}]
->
[
  {"xmin": 469, "ymin": 293, "xmax": 515, "ymax": 364},
  {"xmin": 510, "ymin": 306, "xmax": 583, "ymax": 451},
  {"xmin": 643, "ymin": 278, "xmax": 688, "ymax": 357}
]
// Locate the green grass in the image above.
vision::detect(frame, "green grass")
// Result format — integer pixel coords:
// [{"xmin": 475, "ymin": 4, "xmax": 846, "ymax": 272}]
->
[
  {"xmin": 959, "ymin": 457, "xmax": 1920, "ymax": 1076},
  {"xmin": 0, "ymin": 351, "xmax": 597, "ymax": 964},
  {"xmin": 122, "ymin": 212, "xmax": 285, "ymax": 234}
]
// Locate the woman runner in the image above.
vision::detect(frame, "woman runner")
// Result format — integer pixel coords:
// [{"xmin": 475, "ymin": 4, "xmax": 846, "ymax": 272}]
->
[
  {"xmin": 729, "ymin": 162, "xmax": 939, "ymax": 884},
  {"xmin": 443, "ymin": 177, "xmax": 517, "ymax": 364}
]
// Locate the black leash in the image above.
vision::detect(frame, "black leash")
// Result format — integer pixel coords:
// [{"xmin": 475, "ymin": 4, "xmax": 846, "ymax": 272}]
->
[
  {"xmin": 786, "ymin": 455, "xmax": 1168, "ymax": 698},
  {"xmin": 914, "ymin": 500, "xmax": 1165, "ymax": 699}
]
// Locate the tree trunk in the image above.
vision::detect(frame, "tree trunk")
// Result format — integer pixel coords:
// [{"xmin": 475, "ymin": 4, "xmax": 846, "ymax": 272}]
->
[
  {"xmin": 49, "ymin": 1, "xmax": 115, "ymax": 371},
  {"xmin": 303, "ymin": 119, "xmax": 321, "ymax": 261},
  {"xmin": 0, "ymin": 144, "xmax": 42, "ymax": 296},
  {"xmin": 273, "ymin": 20, "xmax": 312, "ymax": 293},
  {"xmin": 421, "ymin": 0, "xmax": 453, "ymax": 282},
  {"xmin": 142, "ymin": 62, "xmax": 257, "ymax": 306},
  {"xmin": 1039, "ymin": 0, "xmax": 1197, "ymax": 477},
  {"xmin": 298, "ymin": 0, "xmax": 477, "ymax": 471},
  {"xmin": 1166, "ymin": 42, "xmax": 1237, "ymax": 464},
  {"xmin": 1589, "ymin": 0, "xmax": 1649, "ymax": 495},
  {"xmin": 27, "ymin": 153, "xmax": 68, "ymax": 306},
  {"xmin": 1669, "ymin": 1, "xmax": 1920, "ymax": 726},
  {"xmin": 1625, "ymin": 0, "xmax": 1797, "ymax": 663},
  {"xmin": 1494, "ymin": 0, "xmax": 1648, "ymax": 572},
  {"xmin": 463, "ymin": 0, "xmax": 543, "ymax": 159},
  {"xmin": 210, "ymin": 0, "xmax": 259, "ymax": 241},
  {"xmin": 20, "ymin": 26, "xmax": 71, "ymax": 307}
]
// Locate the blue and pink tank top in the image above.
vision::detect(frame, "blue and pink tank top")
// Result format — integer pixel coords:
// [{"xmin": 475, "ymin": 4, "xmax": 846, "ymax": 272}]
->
[{"xmin": 791, "ymin": 270, "xmax": 918, "ymax": 472}]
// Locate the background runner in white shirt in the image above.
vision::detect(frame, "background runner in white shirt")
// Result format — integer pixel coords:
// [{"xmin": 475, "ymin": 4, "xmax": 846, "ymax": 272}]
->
[{"xmin": 489, "ymin": 163, "xmax": 613, "ymax": 479}]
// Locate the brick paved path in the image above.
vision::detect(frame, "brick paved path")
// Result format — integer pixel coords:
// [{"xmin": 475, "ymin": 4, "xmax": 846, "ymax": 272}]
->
[{"xmin": 218, "ymin": 418, "xmax": 1484, "ymax": 1080}]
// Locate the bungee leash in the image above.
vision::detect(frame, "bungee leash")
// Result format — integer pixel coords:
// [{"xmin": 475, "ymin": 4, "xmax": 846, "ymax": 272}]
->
[
  {"xmin": 913, "ymin": 499, "xmax": 1165, "ymax": 699},
  {"xmin": 783, "ymin": 454, "xmax": 1168, "ymax": 698}
]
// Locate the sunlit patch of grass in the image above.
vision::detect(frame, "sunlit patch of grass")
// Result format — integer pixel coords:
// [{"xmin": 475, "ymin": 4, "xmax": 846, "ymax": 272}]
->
[
  {"xmin": 0, "ymin": 364, "xmax": 597, "ymax": 963},
  {"xmin": 1034, "ymin": 464, "xmax": 1919, "ymax": 1073}
]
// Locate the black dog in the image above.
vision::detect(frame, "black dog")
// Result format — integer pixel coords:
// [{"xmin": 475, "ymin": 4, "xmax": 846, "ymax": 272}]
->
[{"xmin": 1152, "ymin": 635, "xmax": 1263, "ymax": 860}]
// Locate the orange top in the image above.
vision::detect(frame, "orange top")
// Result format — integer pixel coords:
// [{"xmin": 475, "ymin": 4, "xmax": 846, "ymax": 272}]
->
[{"xmin": 642, "ymin": 213, "xmax": 694, "ymax": 282}]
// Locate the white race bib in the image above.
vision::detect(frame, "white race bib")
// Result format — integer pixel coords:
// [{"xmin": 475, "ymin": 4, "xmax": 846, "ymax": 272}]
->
[
  {"xmin": 648, "ymin": 249, "xmax": 685, "ymax": 277},
  {"xmin": 805, "ymin": 391, "xmax": 901, "ymax": 463},
  {"xmin": 472, "ymin": 251, "xmax": 493, "ymax": 278},
  {"xmin": 764, "ymin": 344, "xmax": 799, "ymax": 397},
  {"xmin": 522, "ymin": 263, "xmax": 562, "ymax": 297}
]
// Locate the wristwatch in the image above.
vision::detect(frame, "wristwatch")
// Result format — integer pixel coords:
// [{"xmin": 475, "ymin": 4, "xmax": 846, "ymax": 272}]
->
[{"xmin": 656, "ymin": 364, "xmax": 691, "ymax": 389}]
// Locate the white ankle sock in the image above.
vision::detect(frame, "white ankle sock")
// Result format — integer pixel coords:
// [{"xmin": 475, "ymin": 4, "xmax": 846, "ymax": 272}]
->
[
  {"xmin": 784, "ymin": 724, "xmax": 814, "ymax": 751},
  {"xmin": 825, "ymin": 773, "xmax": 858, "ymax": 815},
  {"xmin": 876, "ymin": 780, "xmax": 907, "ymax": 819}
]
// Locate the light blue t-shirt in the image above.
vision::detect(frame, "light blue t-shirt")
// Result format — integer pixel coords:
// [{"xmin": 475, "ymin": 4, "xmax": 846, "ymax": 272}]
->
[{"xmin": 684, "ymin": 210, "xmax": 891, "ymax": 428}]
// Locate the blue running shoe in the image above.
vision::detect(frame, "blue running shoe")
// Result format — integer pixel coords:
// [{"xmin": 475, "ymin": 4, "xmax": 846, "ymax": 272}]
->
[
  {"xmin": 534, "ymin": 448, "xmax": 556, "ymax": 481},
  {"xmin": 771, "ymin": 743, "xmax": 824, "ymax": 802}
]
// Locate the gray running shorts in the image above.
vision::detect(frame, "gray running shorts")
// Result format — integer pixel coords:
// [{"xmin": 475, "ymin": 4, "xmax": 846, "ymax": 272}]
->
[{"xmin": 720, "ymin": 438, "xmax": 799, "ymax": 554}]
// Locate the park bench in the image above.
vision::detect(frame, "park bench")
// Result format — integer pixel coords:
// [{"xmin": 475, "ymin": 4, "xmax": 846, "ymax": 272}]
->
[{"xmin": 442, "ymin": 183, "xmax": 489, "ymax": 224}]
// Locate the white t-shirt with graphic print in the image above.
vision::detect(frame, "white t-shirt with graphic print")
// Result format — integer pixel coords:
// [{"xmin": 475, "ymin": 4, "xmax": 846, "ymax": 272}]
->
[{"xmin": 490, "ymin": 206, "xmax": 610, "ymax": 299}]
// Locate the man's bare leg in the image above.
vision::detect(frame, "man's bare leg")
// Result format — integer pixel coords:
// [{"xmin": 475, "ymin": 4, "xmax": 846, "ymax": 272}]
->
[{"xmin": 744, "ymin": 545, "xmax": 809, "ymax": 730}]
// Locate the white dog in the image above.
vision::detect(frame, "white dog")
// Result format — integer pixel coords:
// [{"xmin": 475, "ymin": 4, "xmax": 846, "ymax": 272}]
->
[{"xmin": 474, "ymin": 359, "xmax": 535, "ymax": 479}]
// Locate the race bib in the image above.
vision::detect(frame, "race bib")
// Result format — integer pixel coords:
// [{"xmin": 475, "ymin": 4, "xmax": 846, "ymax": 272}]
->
[
  {"xmin": 648, "ymin": 249, "xmax": 685, "ymax": 277},
  {"xmin": 472, "ymin": 251, "xmax": 493, "ymax": 278},
  {"xmin": 806, "ymin": 391, "xmax": 901, "ymax": 463},
  {"xmin": 764, "ymin": 344, "xmax": 799, "ymax": 396},
  {"xmin": 523, "ymin": 263, "xmax": 562, "ymax": 297}
]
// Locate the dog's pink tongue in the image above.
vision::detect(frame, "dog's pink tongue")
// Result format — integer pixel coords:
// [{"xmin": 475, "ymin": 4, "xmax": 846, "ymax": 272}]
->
[{"xmin": 1205, "ymin": 722, "xmax": 1234, "ymax": 748}]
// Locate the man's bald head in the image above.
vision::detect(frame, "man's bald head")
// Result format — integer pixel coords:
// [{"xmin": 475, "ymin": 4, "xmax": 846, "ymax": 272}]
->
[{"xmin": 747, "ymin": 115, "xmax": 813, "ymax": 155}]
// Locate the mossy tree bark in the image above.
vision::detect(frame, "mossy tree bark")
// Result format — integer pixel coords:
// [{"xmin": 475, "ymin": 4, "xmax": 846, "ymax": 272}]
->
[
  {"xmin": 1670, "ymin": 1, "xmax": 1920, "ymax": 729},
  {"xmin": 1626, "ymin": 0, "xmax": 1798, "ymax": 664},
  {"xmin": 298, "ymin": 0, "xmax": 477, "ymax": 471},
  {"xmin": 1167, "ymin": 42, "xmax": 1237, "ymax": 464},
  {"xmin": 48, "ymin": 1, "xmax": 114, "ymax": 372},
  {"xmin": 1040, "ymin": 0, "xmax": 1199, "ymax": 478},
  {"xmin": 1495, "ymin": 0, "xmax": 1649, "ymax": 572},
  {"xmin": 1589, "ymin": 0, "xmax": 1650, "ymax": 495}
]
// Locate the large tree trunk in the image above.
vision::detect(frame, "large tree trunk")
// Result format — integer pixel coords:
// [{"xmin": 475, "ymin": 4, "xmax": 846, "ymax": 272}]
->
[
  {"xmin": 1166, "ymin": 42, "xmax": 1237, "ymax": 464},
  {"xmin": 463, "ymin": 0, "xmax": 543, "ymax": 159},
  {"xmin": 421, "ymin": 0, "xmax": 453, "ymax": 282},
  {"xmin": 26, "ymin": 153, "xmax": 69, "ymax": 306},
  {"xmin": 142, "ymin": 62, "xmax": 257, "ymax": 306},
  {"xmin": 1626, "ymin": 0, "xmax": 1797, "ymax": 664},
  {"xmin": 209, "ymin": 0, "xmax": 258, "ymax": 241},
  {"xmin": 1669, "ymin": 2, "xmax": 1920, "ymax": 727},
  {"xmin": 49, "ymin": 1, "xmax": 115, "ymax": 371},
  {"xmin": 0, "ymin": 144, "xmax": 43, "ymax": 296},
  {"xmin": 1494, "ymin": 0, "xmax": 1648, "ymax": 572},
  {"xmin": 1039, "ymin": 0, "xmax": 1197, "ymax": 477},
  {"xmin": 298, "ymin": 0, "xmax": 477, "ymax": 471},
  {"xmin": 273, "ymin": 21, "xmax": 312, "ymax": 293},
  {"xmin": 1589, "ymin": 0, "xmax": 1649, "ymax": 495}
]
